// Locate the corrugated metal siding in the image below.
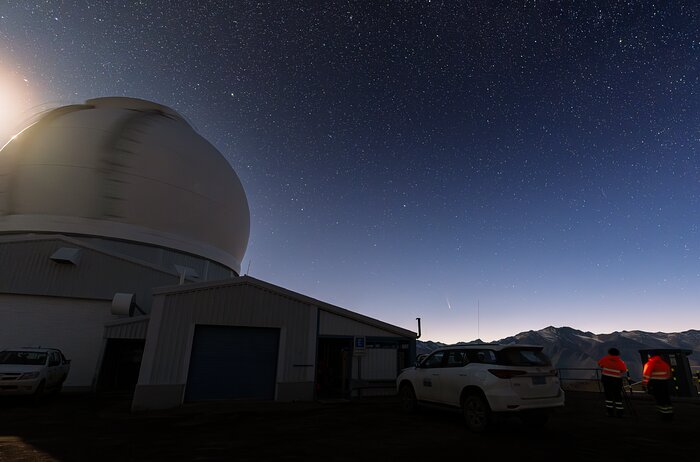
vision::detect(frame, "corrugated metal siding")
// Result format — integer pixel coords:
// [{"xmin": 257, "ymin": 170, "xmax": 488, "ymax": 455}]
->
[
  {"xmin": 359, "ymin": 349, "xmax": 398, "ymax": 380},
  {"xmin": 0, "ymin": 238, "xmax": 179, "ymax": 311},
  {"xmin": 143, "ymin": 284, "xmax": 316, "ymax": 386},
  {"xmin": 104, "ymin": 317, "xmax": 149, "ymax": 339},
  {"xmin": 0, "ymin": 294, "xmax": 112, "ymax": 387},
  {"xmin": 319, "ymin": 310, "xmax": 404, "ymax": 337}
]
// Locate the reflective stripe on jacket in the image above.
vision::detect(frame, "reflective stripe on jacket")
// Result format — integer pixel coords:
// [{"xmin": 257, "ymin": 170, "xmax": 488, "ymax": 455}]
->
[
  {"xmin": 598, "ymin": 355, "xmax": 628, "ymax": 378},
  {"xmin": 642, "ymin": 355, "xmax": 672, "ymax": 384}
]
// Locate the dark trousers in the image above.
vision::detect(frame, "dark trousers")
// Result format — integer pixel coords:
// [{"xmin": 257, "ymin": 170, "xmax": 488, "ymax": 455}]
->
[
  {"xmin": 648, "ymin": 380, "xmax": 673, "ymax": 420},
  {"xmin": 601, "ymin": 375, "xmax": 624, "ymax": 416}
]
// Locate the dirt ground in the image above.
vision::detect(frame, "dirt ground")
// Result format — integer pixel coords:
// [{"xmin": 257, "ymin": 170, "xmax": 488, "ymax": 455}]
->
[{"xmin": 0, "ymin": 391, "xmax": 699, "ymax": 461}]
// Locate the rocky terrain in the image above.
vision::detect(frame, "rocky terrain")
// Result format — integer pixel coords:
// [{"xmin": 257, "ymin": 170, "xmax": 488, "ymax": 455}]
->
[{"xmin": 417, "ymin": 326, "xmax": 700, "ymax": 380}]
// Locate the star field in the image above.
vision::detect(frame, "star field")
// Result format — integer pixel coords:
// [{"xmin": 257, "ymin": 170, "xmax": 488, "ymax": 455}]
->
[{"xmin": 1, "ymin": 1, "xmax": 698, "ymax": 342}]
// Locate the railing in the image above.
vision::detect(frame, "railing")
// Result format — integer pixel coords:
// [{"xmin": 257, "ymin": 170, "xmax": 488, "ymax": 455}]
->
[
  {"xmin": 557, "ymin": 368, "xmax": 647, "ymax": 394},
  {"xmin": 556, "ymin": 368, "xmax": 603, "ymax": 393}
]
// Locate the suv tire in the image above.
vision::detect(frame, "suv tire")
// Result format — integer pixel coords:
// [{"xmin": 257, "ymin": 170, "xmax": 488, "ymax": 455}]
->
[
  {"xmin": 463, "ymin": 394, "xmax": 491, "ymax": 432},
  {"xmin": 399, "ymin": 383, "xmax": 417, "ymax": 413}
]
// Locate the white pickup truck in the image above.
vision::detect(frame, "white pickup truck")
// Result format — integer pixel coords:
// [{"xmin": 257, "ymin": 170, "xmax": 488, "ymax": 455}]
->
[{"xmin": 0, "ymin": 347, "xmax": 71, "ymax": 397}]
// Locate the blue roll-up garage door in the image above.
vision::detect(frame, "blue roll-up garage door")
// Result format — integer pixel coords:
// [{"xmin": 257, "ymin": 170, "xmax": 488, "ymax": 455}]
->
[{"xmin": 185, "ymin": 325, "xmax": 280, "ymax": 401}]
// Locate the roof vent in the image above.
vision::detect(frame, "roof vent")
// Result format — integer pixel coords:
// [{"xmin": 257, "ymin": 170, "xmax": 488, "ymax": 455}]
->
[{"xmin": 50, "ymin": 247, "xmax": 82, "ymax": 265}]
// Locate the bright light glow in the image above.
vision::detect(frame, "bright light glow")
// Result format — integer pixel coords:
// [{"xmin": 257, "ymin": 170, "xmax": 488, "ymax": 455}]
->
[{"xmin": 0, "ymin": 69, "xmax": 35, "ymax": 145}]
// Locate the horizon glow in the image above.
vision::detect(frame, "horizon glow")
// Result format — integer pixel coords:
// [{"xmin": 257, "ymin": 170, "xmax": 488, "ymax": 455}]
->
[{"xmin": 1, "ymin": 2, "xmax": 698, "ymax": 344}]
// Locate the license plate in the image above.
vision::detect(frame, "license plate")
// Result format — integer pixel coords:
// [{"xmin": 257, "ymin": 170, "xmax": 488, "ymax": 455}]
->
[{"xmin": 532, "ymin": 376, "xmax": 546, "ymax": 385}]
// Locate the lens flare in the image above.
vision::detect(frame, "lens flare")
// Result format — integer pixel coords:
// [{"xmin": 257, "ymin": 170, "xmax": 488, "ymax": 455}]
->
[{"xmin": 0, "ymin": 70, "xmax": 34, "ymax": 144}]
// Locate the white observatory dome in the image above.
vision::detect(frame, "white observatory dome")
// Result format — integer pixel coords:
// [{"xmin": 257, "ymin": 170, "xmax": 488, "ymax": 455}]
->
[{"xmin": 0, "ymin": 97, "xmax": 250, "ymax": 274}]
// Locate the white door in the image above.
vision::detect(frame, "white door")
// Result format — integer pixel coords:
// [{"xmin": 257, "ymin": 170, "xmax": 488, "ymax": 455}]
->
[{"xmin": 414, "ymin": 350, "xmax": 445, "ymax": 403}]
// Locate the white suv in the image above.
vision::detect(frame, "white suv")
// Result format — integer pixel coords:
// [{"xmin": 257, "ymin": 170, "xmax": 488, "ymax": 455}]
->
[{"xmin": 396, "ymin": 344, "xmax": 564, "ymax": 431}]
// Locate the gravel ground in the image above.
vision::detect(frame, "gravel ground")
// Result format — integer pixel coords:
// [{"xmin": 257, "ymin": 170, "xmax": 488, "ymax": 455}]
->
[{"xmin": 0, "ymin": 391, "xmax": 699, "ymax": 461}]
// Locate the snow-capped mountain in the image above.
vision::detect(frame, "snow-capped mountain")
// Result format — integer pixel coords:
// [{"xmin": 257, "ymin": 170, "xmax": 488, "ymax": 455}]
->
[{"xmin": 416, "ymin": 326, "xmax": 700, "ymax": 380}]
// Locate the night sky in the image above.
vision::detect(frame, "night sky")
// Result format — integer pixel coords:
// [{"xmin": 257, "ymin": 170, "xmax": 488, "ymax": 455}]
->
[{"xmin": 1, "ymin": 1, "xmax": 698, "ymax": 343}]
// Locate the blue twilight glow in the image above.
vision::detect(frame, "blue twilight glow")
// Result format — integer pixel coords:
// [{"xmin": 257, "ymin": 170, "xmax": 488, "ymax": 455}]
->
[{"xmin": 1, "ymin": 2, "xmax": 698, "ymax": 343}]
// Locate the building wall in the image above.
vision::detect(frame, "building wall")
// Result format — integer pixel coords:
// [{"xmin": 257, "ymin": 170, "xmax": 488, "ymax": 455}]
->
[
  {"xmin": 358, "ymin": 348, "xmax": 398, "ymax": 380},
  {"xmin": 0, "ymin": 236, "xmax": 184, "ymax": 389},
  {"xmin": 133, "ymin": 284, "xmax": 318, "ymax": 410},
  {"xmin": 319, "ymin": 310, "xmax": 407, "ymax": 337},
  {"xmin": 0, "ymin": 294, "xmax": 113, "ymax": 388},
  {"xmin": 132, "ymin": 278, "xmax": 416, "ymax": 410},
  {"xmin": 0, "ymin": 236, "xmax": 181, "ymax": 312}
]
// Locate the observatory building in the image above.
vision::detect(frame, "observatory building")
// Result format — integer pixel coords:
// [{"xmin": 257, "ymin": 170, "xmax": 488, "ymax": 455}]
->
[{"xmin": 0, "ymin": 97, "xmax": 415, "ymax": 409}]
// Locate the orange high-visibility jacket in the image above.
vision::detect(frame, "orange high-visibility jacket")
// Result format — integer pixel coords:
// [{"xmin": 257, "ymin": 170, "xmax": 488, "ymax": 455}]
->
[
  {"xmin": 642, "ymin": 355, "xmax": 672, "ymax": 384},
  {"xmin": 598, "ymin": 355, "xmax": 628, "ymax": 378}
]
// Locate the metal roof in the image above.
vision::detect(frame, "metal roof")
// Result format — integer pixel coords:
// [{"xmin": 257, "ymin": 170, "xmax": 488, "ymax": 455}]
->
[{"xmin": 152, "ymin": 275, "xmax": 417, "ymax": 339}]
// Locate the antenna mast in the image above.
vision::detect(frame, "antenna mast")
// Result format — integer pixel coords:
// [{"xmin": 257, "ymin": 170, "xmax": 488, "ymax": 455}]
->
[{"xmin": 477, "ymin": 299, "xmax": 480, "ymax": 340}]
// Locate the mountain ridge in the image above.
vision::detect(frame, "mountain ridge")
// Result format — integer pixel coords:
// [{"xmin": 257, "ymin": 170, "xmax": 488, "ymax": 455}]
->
[{"xmin": 416, "ymin": 326, "xmax": 700, "ymax": 380}]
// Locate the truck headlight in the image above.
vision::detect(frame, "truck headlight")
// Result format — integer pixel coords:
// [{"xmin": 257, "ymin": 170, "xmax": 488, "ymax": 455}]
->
[{"xmin": 19, "ymin": 372, "xmax": 40, "ymax": 380}]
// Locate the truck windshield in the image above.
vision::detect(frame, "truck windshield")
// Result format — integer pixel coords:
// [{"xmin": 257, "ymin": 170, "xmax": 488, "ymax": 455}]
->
[
  {"xmin": 497, "ymin": 348, "xmax": 551, "ymax": 367},
  {"xmin": 0, "ymin": 351, "xmax": 48, "ymax": 365}
]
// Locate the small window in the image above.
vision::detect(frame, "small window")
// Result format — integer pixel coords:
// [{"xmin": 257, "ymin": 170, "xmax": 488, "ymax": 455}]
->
[
  {"xmin": 48, "ymin": 352, "xmax": 61, "ymax": 367},
  {"xmin": 446, "ymin": 350, "xmax": 466, "ymax": 367},
  {"xmin": 466, "ymin": 349, "xmax": 497, "ymax": 364},
  {"xmin": 498, "ymin": 348, "xmax": 551, "ymax": 366},
  {"xmin": 422, "ymin": 351, "xmax": 445, "ymax": 368}
]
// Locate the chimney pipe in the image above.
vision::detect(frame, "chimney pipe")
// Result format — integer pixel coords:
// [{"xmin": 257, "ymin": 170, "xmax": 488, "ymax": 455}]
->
[{"xmin": 416, "ymin": 317, "xmax": 421, "ymax": 339}]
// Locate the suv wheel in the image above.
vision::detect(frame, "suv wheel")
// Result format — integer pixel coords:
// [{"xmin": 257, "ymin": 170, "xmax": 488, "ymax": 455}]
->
[
  {"xmin": 399, "ymin": 384, "xmax": 417, "ymax": 413},
  {"xmin": 463, "ymin": 394, "xmax": 491, "ymax": 432}
]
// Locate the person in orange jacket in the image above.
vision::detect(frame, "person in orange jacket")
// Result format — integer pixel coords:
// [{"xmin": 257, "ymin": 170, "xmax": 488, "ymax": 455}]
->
[
  {"xmin": 642, "ymin": 354, "xmax": 673, "ymax": 421},
  {"xmin": 598, "ymin": 348, "xmax": 628, "ymax": 417}
]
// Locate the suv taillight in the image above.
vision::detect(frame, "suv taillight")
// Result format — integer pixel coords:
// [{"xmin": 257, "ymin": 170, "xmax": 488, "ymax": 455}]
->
[{"xmin": 488, "ymin": 369, "xmax": 527, "ymax": 379}]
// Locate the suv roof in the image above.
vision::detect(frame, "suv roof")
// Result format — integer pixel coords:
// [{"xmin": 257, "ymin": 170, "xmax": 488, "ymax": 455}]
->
[{"xmin": 434, "ymin": 344, "xmax": 544, "ymax": 352}]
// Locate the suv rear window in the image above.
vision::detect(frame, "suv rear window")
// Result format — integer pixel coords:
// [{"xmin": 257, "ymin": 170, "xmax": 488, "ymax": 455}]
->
[
  {"xmin": 465, "ymin": 349, "xmax": 498, "ymax": 364},
  {"xmin": 497, "ymin": 348, "xmax": 551, "ymax": 367}
]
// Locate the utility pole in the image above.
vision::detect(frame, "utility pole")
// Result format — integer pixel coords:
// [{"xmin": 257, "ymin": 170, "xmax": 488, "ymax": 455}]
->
[{"xmin": 477, "ymin": 299, "xmax": 480, "ymax": 341}]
